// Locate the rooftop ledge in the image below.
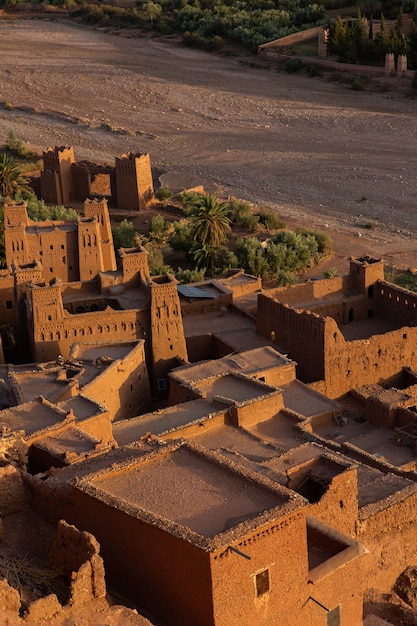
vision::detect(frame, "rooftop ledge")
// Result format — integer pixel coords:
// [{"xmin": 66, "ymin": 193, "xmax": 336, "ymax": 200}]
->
[{"xmin": 307, "ymin": 516, "xmax": 367, "ymax": 584}]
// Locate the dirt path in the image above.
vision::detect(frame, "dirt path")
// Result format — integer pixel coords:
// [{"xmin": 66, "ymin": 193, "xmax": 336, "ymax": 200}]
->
[{"xmin": 1, "ymin": 16, "xmax": 417, "ymax": 268}]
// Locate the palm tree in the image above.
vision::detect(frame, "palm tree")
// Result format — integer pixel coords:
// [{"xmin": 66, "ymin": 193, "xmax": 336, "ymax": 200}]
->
[
  {"xmin": 191, "ymin": 241, "xmax": 217, "ymax": 276},
  {"xmin": 188, "ymin": 194, "xmax": 231, "ymax": 248},
  {"xmin": 0, "ymin": 153, "xmax": 31, "ymax": 198}
]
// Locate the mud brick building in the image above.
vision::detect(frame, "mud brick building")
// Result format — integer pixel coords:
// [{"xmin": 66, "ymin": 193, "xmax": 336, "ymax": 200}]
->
[
  {"xmin": 4, "ymin": 198, "xmax": 117, "ymax": 284},
  {"xmin": 40, "ymin": 146, "xmax": 154, "ymax": 210},
  {"xmin": 257, "ymin": 256, "xmax": 417, "ymax": 398},
  {"xmin": 29, "ymin": 440, "xmax": 368, "ymax": 626}
]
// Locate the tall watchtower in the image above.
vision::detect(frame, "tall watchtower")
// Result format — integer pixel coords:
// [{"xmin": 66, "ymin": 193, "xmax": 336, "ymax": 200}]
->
[
  {"xmin": 83, "ymin": 198, "xmax": 116, "ymax": 272},
  {"xmin": 41, "ymin": 146, "xmax": 75, "ymax": 205},
  {"xmin": 77, "ymin": 218, "xmax": 104, "ymax": 281},
  {"xmin": 115, "ymin": 152, "xmax": 154, "ymax": 211},
  {"xmin": 349, "ymin": 256, "xmax": 384, "ymax": 296},
  {"xmin": 149, "ymin": 274, "xmax": 188, "ymax": 394},
  {"xmin": 4, "ymin": 200, "xmax": 30, "ymax": 269}
]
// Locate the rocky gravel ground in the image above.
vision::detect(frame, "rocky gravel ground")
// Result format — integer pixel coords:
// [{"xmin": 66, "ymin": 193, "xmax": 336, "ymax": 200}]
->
[{"xmin": 1, "ymin": 16, "xmax": 417, "ymax": 268}]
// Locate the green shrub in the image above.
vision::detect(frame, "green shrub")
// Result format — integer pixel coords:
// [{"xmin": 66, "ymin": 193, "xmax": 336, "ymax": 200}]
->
[
  {"xmin": 174, "ymin": 267, "xmax": 206, "ymax": 283},
  {"xmin": 149, "ymin": 214, "xmax": 172, "ymax": 244},
  {"xmin": 168, "ymin": 219, "xmax": 194, "ymax": 256},
  {"xmin": 155, "ymin": 184, "xmax": 172, "ymax": 202},
  {"xmin": 284, "ymin": 58, "xmax": 303, "ymax": 74},
  {"xmin": 145, "ymin": 244, "xmax": 172, "ymax": 275},
  {"xmin": 296, "ymin": 228, "xmax": 333, "ymax": 255},
  {"xmin": 6, "ymin": 131, "xmax": 35, "ymax": 159},
  {"xmin": 256, "ymin": 209, "xmax": 286, "ymax": 231},
  {"xmin": 324, "ymin": 267, "xmax": 338, "ymax": 278},
  {"xmin": 112, "ymin": 219, "xmax": 136, "ymax": 250}
]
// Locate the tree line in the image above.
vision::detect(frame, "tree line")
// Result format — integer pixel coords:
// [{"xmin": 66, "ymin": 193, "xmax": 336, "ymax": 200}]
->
[{"xmin": 327, "ymin": 9, "xmax": 417, "ymax": 67}]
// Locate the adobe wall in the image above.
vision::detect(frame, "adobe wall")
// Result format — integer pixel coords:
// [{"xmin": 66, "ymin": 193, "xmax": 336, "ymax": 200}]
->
[
  {"xmin": 323, "ymin": 320, "xmax": 417, "ymax": 398},
  {"xmin": 306, "ymin": 294, "xmax": 367, "ymax": 325},
  {"xmin": 349, "ymin": 257, "xmax": 384, "ymax": 293},
  {"xmin": 210, "ymin": 512, "xmax": 310, "ymax": 626},
  {"xmin": 357, "ymin": 485, "xmax": 417, "ymax": 589},
  {"xmin": 161, "ymin": 411, "xmax": 228, "ymax": 441},
  {"xmin": 229, "ymin": 390, "xmax": 284, "ymax": 428},
  {"xmin": 305, "ymin": 549, "xmax": 367, "ymax": 626},
  {"xmin": 264, "ymin": 275, "xmax": 350, "ymax": 306},
  {"xmin": 306, "ymin": 467, "xmax": 358, "ymax": 537},
  {"xmin": 220, "ymin": 271, "xmax": 262, "ymax": 298},
  {"xmin": 61, "ymin": 487, "xmax": 215, "ymax": 626},
  {"xmin": 34, "ymin": 312, "xmax": 147, "ymax": 362},
  {"xmin": 40, "ymin": 169, "xmax": 62, "ymax": 204},
  {"xmin": 29, "ymin": 226, "xmax": 79, "ymax": 283},
  {"xmin": 78, "ymin": 219, "xmax": 104, "ymax": 281},
  {"xmin": 0, "ymin": 271, "xmax": 15, "ymax": 326},
  {"xmin": 374, "ymin": 281, "xmax": 417, "ymax": 324},
  {"xmin": 77, "ymin": 341, "xmax": 151, "ymax": 421},
  {"xmin": 257, "ymin": 294, "xmax": 326, "ymax": 383}
]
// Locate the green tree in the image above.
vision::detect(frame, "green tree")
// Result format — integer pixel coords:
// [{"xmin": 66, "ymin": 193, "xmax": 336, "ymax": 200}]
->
[
  {"xmin": 149, "ymin": 214, "xmax": 173, "ymax": 244},
  {"xmin": 143, "ymin": 1, "xmax": 162, "ymax": 23},
  {"xmin": 188, "ymin": 194, "xmax": 231, "ymax": 248},
  {"xmin": 112, "ymin": 219, "xmax": 136, "ymax": 250},
  {"xmin": 190, "ymin": 241, "xmax": 217, "ymax": 276},
  {"xmin": 0, "ymin": 154, "xmax": 31, "ymax": 198}
]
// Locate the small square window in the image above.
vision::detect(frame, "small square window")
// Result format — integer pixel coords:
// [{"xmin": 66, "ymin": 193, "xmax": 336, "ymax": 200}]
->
[
  {"xmin": 5, "ymin": 300, "xmax": 12, "ymax": 310},
  {"xmin": 157, "ymin": 378, "xmax": 166, "ymax": 391},
  {"xmin": 255, "ymin": 569, "xmax": 269, "ymax": 597}
]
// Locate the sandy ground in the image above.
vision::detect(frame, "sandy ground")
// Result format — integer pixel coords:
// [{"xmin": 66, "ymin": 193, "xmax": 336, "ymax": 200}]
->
[{"xmin": 0, "ymin": 16, "xmax": 417, "ymax": 270}]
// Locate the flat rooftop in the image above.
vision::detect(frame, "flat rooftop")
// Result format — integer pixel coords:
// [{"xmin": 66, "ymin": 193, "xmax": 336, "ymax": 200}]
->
[
  {"xmin": 71, "ymin": 343, "xmax": 135, "ymax": 362},
  {"xmin": 245, "ymin": 410, "xmax": 304, "ymax": 451},
  {"xmin": 183, "ymin": 310, "xmax": 274, "ymax": 352},
  {"xmin": 0, "ymin": 398, "xmax": 66, "ymax": 436},
  {"xmin": 356, "ymin": 464, "xmax": 415, "ymax": 509},
  {"xmin": 314, "ymin": 416, "xmax": 417, "ymax": 468},
  {"xmin": 112, "ymin": 399, "xmax": 225, "ymax": 446},
  {"xmin": 11, "ymin": 371, "xmax": 72, "ymax": 404},
  {"xmin": 93, "ymin": 446, "xmax": 287, "ymax": 538},
  {"xmin": 281, "ymin": 380, "xmax": 337, "ymax": 417},
  {"xmin": 36, "ymin": 426, "xmax": 99, "ymax": 456},
  {"xmin": 191, "ymin": 424, "xmax": 281, "ymax": 463},
  {"xmin": 58, "ymin": 395, "xmax": 105, "ymax": 420},
  {"xmin": 171, "ymin": 346, "xmax": 292, "ymax": 384},
  {"xmin": 196, "ymin": 374, "xmax": 271, "ymax": 403}
]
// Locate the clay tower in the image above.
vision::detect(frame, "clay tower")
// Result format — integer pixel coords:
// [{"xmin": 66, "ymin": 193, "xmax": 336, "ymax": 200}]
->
[
  {"xmin": 3, "ymin": 200, "xmax": 30, "ymax": 269},
  {"xmin": 83, "ymin": 198, "xmax": 116, "ymax": 272},
  {"xmin": 149, "ymin": 274, "xmax": 188, "ymax": 394},
  {"xmin": 41, "ymin": 146, "xmax": 75, "ymax": 205},
  {"xmin": 115, "ymin": 152, "xmax": 154, "ymax": 211}
]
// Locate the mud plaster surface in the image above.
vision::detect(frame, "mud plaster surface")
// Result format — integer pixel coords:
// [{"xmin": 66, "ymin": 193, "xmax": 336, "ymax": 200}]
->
[{"xmin": 95, "ymin": 447, "xmax": 283, "ymax": 537}]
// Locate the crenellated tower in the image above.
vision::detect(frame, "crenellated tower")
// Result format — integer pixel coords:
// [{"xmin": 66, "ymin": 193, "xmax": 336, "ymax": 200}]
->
[
  {"xmin": 115, "ymin": 152, "xmax": 154, "ymax": 211},
  {"xmin": 83, "ymin": 198, "xmax": 116, "ymax": 272},
  {"xmin": 41, "ymin": 146, "xmax": 75, "ymax": 205},
  {"xmin": 149, "ymin": 274, "xmax": 188, "ymax": 394},
  {"xmin": 4, "ymin": 200, "xmax": 30, "ymax": 269}
]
